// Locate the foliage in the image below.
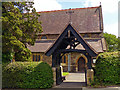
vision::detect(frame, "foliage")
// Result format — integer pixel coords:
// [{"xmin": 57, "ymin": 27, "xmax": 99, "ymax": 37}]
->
[
  {"xmin": 103, "ymin": 33, "xmax": 118, "ymax": 51},
  {"xmin": 94, "ymin": 52, "xmax": 120, "ymax": 85},
  {"xmin": 2, "ymin": 52, "xmax": 12, "ymax": 63},
  {"xmin": 2, "ymin": 2, "xmax": 42, "ymax": 62},
  {"xmin": 63, "ymin": 72, "xmax": 69, "ymax": 76},
  {"xmin": 2, "ymin": 62, "xmax": 54, "ymax": 89}
]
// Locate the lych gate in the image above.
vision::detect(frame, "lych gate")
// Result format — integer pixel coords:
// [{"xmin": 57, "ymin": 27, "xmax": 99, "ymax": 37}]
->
[{"xmin": 45, "ymin": 24, "xmax": 98, "ymax": 85}]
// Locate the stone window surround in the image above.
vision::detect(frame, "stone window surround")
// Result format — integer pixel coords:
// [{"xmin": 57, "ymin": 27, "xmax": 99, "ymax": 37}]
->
[{"xmin": 32, "ymin": 53, "xmax": 42, "ymax": 61}]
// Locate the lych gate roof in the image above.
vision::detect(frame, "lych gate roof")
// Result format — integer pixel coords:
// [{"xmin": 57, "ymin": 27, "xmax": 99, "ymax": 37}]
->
[
  {"xmin": 38, "ymin": 6, "xmax": 103, "ymax": 34},
  {"xmin": 27, "ymin": 38, "xmax": 106, "ymax": 53},
  {"xmin": 45, "ymin": 24, "xmax": 98, "ymax": 57}
]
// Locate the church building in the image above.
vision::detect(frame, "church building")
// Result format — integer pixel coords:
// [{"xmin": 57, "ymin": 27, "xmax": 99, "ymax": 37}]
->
[{"xmin": 27, "ymin": 5, "xmax": 107, "ymax": 73}]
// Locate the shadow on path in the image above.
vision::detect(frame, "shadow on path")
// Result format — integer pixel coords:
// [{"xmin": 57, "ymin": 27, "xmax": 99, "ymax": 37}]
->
[
  {"xmin": 54, "ymin": 73, "xmax": 87, "ymax": 88},
  {"xmin": 54, "ymin": 82, "xmax": 86, "ymax": 88}
]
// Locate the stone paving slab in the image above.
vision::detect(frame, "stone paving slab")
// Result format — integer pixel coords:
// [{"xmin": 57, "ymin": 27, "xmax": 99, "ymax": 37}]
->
[
  {"xmin": 65, "ymin": 73, "xmax": 85, "ymax": 82},
  {"xmin": 54, "ymin": 72, "xmax": 86, "ymax": 88}
]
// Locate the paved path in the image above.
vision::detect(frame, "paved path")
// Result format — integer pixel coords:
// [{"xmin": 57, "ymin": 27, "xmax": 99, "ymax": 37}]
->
[
  {"xmin": 65, "ymin": 73, "xmax": 85, "ymax": 82},
  {"xmin": 54, "ymin": 73, "xmax": 86, "ymax": 88},
  {"xmin": 53, "ymin": 73, "xmax": 120, "ymax": 89}
]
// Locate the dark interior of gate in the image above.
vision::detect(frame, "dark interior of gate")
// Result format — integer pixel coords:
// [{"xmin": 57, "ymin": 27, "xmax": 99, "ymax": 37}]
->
[{"xmin": 45, "ymin": 24, "xmax": 98, "ymax": 85}]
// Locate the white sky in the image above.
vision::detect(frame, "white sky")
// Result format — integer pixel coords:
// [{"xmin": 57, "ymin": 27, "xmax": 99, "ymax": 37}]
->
[
  {"xmin": 33, "ymin": 0, "xmax": 61, "ymax": 12},
  {"xmin": 33, "ymin": 0, "xmax": 119, "ymax": 37}
]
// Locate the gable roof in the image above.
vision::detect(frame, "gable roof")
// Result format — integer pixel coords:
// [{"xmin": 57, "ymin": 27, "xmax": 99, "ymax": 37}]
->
[
  {"xmin": 27, "ymin": 38, "xmax": 106, "ymax": 53},
  {"xmin": 45, "ymin": 24, "xmax": 98, "ymax": 57},
  {"xmin": 38, "ymin": 6, "xmax": 103, "ymax": 34}
]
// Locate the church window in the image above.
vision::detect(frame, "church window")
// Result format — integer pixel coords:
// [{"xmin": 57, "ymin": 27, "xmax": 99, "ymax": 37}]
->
[
  {"xmin": 32, "ymin": 54, "xmax": 41, "ymax": 61},
  {"xmin": 36, "ymin": 55, "xmax": 38, "ymax": 61},
  {"xmin": 38, "ymin": 55, "xmax": 40, "ymax": 61},
  {"xmin": 41, "ymin": 35, "xmax": 47, "ymax": 39},
  {"xmin": 83, "ymin": 34, "xmax": 89, "ymax": 38},
  {"xmin": 64, "ymin": 56, "xmax": 66, "ymax": 63},
  {"xmin": 62, "ymin": 55, "xmax": 68, "ymax": 64},
  {"xmin": 33, "ymin": 55, "xmax": 35, "ymax": 61}
]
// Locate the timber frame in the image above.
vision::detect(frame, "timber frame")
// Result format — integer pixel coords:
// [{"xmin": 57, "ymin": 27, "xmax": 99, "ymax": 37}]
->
[{"xmin": 45, "ymin": 24, "xmax": 98, "ymax": 85}]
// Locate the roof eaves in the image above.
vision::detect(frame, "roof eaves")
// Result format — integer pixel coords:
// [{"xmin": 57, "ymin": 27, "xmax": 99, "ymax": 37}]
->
[{"xmin": 37, "ymin": 6, "xmax": 100, "ymax": 13}]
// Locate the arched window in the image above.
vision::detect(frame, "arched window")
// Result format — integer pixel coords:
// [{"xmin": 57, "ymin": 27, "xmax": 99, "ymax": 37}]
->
[
  {"xmin": 62, "ymin": 55, "xmax": 68, "ymax": 64},
  {"xmin": 41, "ymin": 35, "xmax": 47, "ymax": 39},
  {"xmin": 64, "ymin": 56, "xmax": 66, "ymax": 63}
]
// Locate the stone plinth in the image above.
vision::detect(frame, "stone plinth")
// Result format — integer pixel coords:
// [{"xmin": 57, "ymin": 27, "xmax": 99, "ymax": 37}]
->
[
  {"xmin": 52, "ymin": 67, "xmax": 56, "ymax": 86},
  {"xmin": 87, "ymin": 69, "xmax": 94, "ymax": 85}
]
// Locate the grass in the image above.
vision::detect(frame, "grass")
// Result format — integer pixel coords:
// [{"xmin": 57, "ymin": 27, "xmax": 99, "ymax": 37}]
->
[{"xmin": 63, "ymin": 72, "xmax": 69, "ymax": 76}]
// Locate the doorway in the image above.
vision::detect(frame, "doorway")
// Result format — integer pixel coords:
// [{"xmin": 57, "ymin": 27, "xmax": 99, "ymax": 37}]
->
[{"xmin": 78, "ymin": 57, "xmax": 85, "ymax": 72}]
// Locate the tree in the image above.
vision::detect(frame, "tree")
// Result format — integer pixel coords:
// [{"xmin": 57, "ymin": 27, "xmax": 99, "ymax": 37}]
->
[
  {"xmin": 2, "ymin": 2, "xmax": 42, "ymax": 62},
  {"xmin": 103, "ymin": 32, "xmax": 118, "ymax": 52}
]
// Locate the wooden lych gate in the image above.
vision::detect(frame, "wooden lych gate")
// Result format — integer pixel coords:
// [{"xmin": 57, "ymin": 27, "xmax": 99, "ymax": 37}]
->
[{"xmin": 45, "ymin": 24, "xmax": 98, "ymax": 85}]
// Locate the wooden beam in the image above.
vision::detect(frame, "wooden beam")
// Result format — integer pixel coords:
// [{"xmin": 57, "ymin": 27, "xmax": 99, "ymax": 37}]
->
[
  {"xmin": 74, "ymin": 42, "xmax": 80, "ymax": 47},
  {"xmin": 68, "ymin": 30, "xmax": 70, "ymax": 37},
  {"xmin": 58, "ymin": 49, "xmax": 86, "ymax": 53}
]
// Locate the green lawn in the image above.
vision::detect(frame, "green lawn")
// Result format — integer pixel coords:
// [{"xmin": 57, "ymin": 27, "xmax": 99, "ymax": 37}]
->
[{"xmin": 63, "ymin": 72, "xmax": 69, "ymax": 76}]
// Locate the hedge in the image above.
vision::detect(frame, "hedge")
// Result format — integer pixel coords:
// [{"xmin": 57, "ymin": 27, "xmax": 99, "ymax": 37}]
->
[
  {"xmin": 94, "ymin": 52, "xmax": 120, "ymax": 85},
  {"xmin": 2, "ymin": 62, "xmax": 54, "ymax": 89}
]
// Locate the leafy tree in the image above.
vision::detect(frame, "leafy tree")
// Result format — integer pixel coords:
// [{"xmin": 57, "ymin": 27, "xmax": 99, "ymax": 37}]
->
[
  {"xmin": 2, "ymin": 2, "xmax": 42, "ymax": 62},
  {"xmin": 103, "ymin": 32, "xmax": 118, "ymax": 52}
]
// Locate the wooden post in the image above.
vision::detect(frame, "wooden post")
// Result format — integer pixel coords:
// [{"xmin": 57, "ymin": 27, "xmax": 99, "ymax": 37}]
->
[
  {"xmin": 68, "ymin": 30, "xmax": 70, "ymax": 37},
  {"xmin": 52, "ymin": 54, "xmax": 56, "ymax": 67},
  {"xmin": 68, "ymin": 53, "xmax": 71, "ymax": 72}
]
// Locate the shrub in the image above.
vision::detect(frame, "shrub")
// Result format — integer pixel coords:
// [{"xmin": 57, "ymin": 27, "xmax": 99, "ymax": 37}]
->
[
  {"xmin": 94, "ymin": 52, "xmax": 120, "ymax": 85},
  {"xmin": 2, "ymin": 62, "xmax": 54, "ymax": 89}
]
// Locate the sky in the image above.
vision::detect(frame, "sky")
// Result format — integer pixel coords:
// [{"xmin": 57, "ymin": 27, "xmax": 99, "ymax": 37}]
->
[{"xmin": 33, "ymin": 0, "xmax": 119, "ymax": 37}]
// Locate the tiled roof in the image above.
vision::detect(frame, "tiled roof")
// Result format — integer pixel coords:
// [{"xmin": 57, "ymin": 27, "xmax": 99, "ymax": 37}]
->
[
  {"xmin": 27, "ymin": 43, "xmax": 53, "ymax": 52},
  {"xmin": 75, "ymin": 39, "xmax": 104, "ymax": 52},
  {"xmin": 38, "ymin": 6, "xmax": 102, "ymax": 34},
  {"xmin": 86, "ymin": 39, "xmax": 104, "ymax": 52},
  {"xmin": 27, "ymin": 39, "xmax": 105, "ymax": 53}
]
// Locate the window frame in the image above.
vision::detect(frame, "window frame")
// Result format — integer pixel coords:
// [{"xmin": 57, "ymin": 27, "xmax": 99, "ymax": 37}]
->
[
  {"xmin": 40, "ymin": 35, "xmax": 48, "ymax": 39},
  {"xmin": 32, "ymin": 53, "xmax": 41, "ymax": 62}
]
